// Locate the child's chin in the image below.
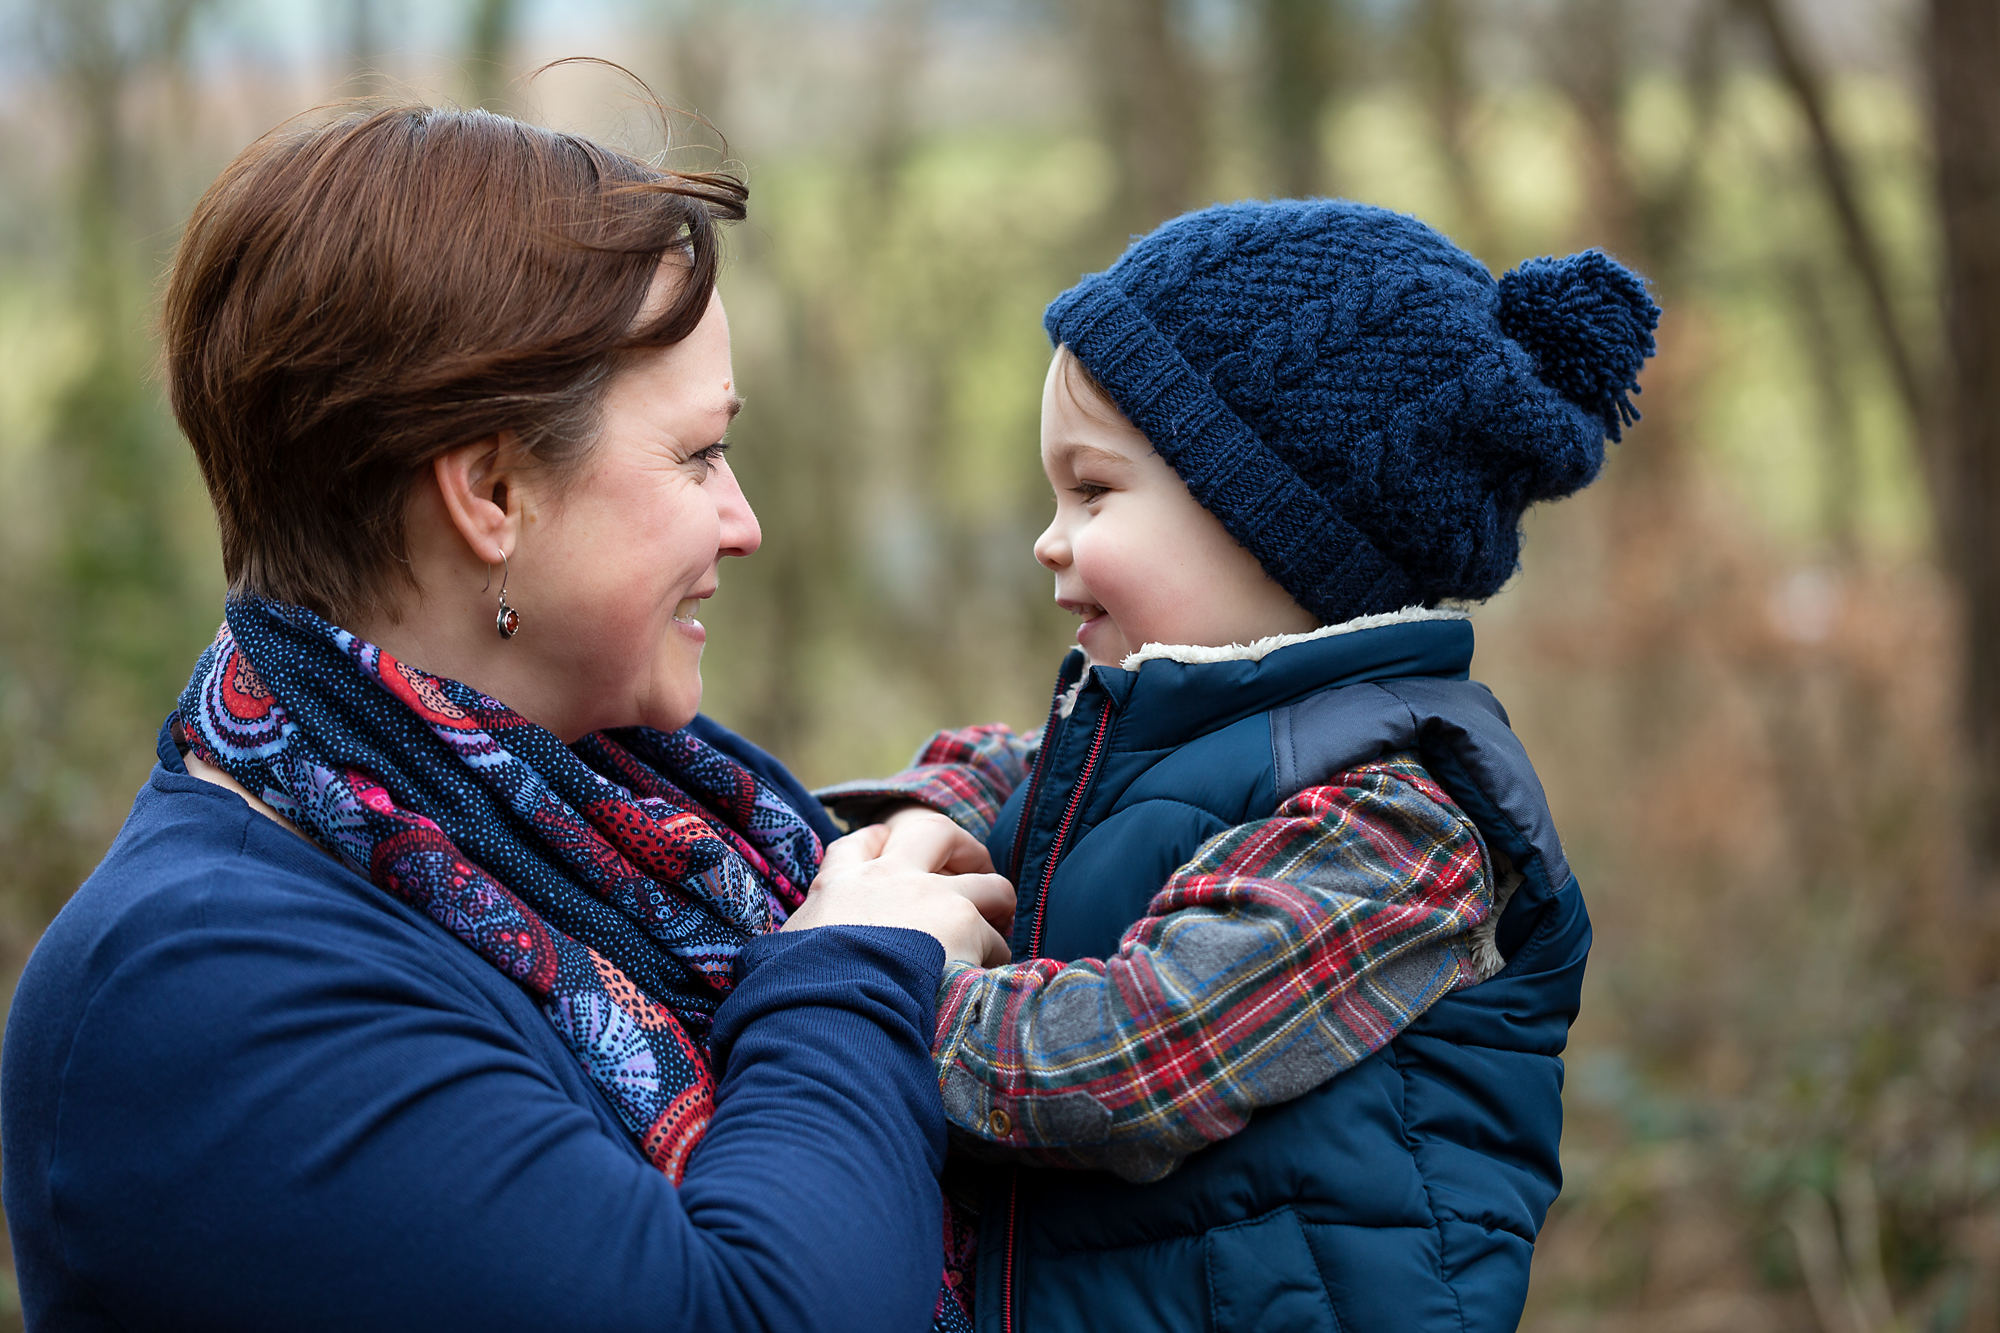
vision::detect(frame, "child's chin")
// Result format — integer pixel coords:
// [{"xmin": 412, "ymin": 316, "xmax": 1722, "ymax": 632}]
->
[
  {"xmin": 1076, "ymin": 618, "xmax": 1133, "ymax": 668},
  {"xmin": 1078, "ymin": 639, "xmax": 1128, "ymax": 669}
]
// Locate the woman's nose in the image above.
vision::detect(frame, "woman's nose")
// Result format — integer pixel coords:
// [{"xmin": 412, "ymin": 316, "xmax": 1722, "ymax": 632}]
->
[{"xmin": 713, "ymin": 460, "xmax": 763, "ymax": 558}]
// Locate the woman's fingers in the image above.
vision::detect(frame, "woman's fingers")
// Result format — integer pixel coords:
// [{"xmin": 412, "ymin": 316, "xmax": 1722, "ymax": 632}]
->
[
  {"xmin": 938, "ymin": 834, "xmax": 997, "ymax": 877},
  {"xmin": 821, "ymin": 823, "xmax": 891, "ymax": 869},
  {"xmin": 968, "ymin": 916, "xmax": 1012, "ymax": 968},
  {"xmin": 780, "ymin": 814, "xmax": 1014, "ymax": 966},
  {"xmin": 952, "ymin": 872, "xmax": 1016, "ymax": 942},
  {"xmin": 879, "ymin": 810, "xmax": 995, "ymax": 876},
  {"xmin": 785, "ymin": 852, "xmax": 1013, "ymax": 967}
]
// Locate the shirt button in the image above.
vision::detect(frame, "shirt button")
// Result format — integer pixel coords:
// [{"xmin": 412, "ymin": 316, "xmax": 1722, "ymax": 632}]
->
[{"xmin": 987, "ymin": 1108, "xmax": 1012, "ymax": 1137}]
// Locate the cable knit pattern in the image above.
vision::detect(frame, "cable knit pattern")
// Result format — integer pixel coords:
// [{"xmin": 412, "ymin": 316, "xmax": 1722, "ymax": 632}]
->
[{"xmin": 1043, "ymin": 199, "xmax": 1661, "ymax": 624}]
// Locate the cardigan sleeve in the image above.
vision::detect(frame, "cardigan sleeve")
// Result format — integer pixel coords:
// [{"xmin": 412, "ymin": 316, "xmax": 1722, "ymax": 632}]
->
[
  {"xmin": 10, "ymin": 796, "xmax": 949, "ymax": 1333},
  {"xmin": 928, "ymin": 755, "xmax": 1493, "ymax": 1184}
]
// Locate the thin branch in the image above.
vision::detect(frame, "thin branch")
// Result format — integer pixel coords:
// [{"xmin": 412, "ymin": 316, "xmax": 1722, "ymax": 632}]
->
[{"xmin": 1739, "ymin": 0, "xmax": 1931, "ymax": 444}]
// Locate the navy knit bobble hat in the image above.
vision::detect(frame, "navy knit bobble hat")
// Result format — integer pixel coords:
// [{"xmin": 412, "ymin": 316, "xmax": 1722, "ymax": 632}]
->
[{"xmin": 1043, "ymin": 199, "xmax": 1660, "ymax": 625}]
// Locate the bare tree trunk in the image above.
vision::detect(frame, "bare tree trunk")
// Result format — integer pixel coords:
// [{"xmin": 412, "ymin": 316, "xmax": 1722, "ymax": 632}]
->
[
  {"xmin": 664, "ymin": 5, "xmax": 729, "ymax": 137},
  {"xmin": 43, "ymin": 0, "xmax": 208, "ymax": 655},
  {"xmin": 1410, "ymin": 0, "xmax": 1493, "ymax": 258},
  {"xmin": 1787, "ymin": 261, "xmax": 1862, "ymax": 557},
  {"xmin": 3, "ymin": 0, "xmax": 211, "ymax": 928},
  {"xmin": 1741, "ymin": 0, "xmax": 1931, "ymax": 461},
  {"xmin": 1552, "ymin": 0, "xmax": 1723, "ymax": 282},
  {"xmin": 465, "ymin": 0, "xmax": 520, "ymax": 109},
  {"xmin": 340, "ymin": 0, "xmax": 381, "ymax": 93},
  {"xmin": 1076, "ymin": 0, "xmax": 1205, "ymax": 241},
  {"xmin": 695, "ymin": 0, "xmax": 942, "ymax": 763},
  {"xmin": 861, "ymin": 0, "xmax": 926, "ymax": 210},
  {"xmin": 1551, "ymin": 0, "xmax": 1637, "ymax": 258},
  {"xmin": 1256, "ymin": 0, "xmax": 1340, "ymax": 199},
  {"xmin": 1930, "ymin": 0, "xmax": 2000, "ymax": 880}
]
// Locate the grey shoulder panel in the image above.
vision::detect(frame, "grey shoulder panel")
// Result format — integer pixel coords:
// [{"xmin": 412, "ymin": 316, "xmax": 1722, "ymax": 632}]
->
[
  {"xmin": 1269, "ymin": 675, "xmax": 1571, "ymax": 901},
  {"xmin": 1270, "ymin": 681, "xmax": 1409, "ymax": 796}
]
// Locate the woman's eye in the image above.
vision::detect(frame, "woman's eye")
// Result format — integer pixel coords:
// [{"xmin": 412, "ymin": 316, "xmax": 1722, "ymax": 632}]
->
[{"xmin": 689, "ymin": 442, "xmax": 731, "ymax": 475}]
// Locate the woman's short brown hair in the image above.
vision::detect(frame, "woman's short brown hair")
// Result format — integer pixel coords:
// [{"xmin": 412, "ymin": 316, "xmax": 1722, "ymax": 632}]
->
[{"xmin": 163, "ymin": 104, "xmax": 746, "ymax": 622}]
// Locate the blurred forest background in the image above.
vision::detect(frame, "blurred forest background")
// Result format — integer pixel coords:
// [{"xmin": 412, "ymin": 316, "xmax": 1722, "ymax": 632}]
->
[{"xmin": 1, "ymin": 0, "xmax": 1998, "ymax": 1326}]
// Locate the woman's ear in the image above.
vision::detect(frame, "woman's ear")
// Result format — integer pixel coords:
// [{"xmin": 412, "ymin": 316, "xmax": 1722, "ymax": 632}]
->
[{"xmin": 432, "ymin": 433, "xmax": 526, "ymax": 564}]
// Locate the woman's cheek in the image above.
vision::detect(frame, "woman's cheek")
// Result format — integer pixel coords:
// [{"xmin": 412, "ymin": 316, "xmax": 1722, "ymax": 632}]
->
[{"xmin": 567, "ymin": 575, "xmax": 664, "ymax": 674}]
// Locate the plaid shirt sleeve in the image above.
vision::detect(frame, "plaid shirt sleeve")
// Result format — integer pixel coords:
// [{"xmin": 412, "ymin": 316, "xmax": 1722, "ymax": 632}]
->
[
  {"xmin": 814, "ymin": 724, "xmax": 1038, "ymax": 841},
  {"xmin": 932, "ymin": 752, "xmax": 1492, "ymax": 1184}
]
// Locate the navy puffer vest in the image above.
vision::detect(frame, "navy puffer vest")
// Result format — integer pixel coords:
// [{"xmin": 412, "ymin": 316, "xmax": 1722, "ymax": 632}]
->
[{"xmin": 971, "ymin": 616, "xmax": 1588, "ymax": 1333}]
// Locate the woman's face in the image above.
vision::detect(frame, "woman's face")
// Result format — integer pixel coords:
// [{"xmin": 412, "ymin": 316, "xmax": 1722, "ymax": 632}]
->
[{"xmin": 517, "ymin": 288, "xmax": 760, "ymax": 740}]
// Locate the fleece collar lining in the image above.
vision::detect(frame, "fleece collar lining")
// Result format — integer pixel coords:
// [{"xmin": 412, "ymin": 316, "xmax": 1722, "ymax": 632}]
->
[{"xmin": 1116, "ymin": 606, "xmax": 1471, "ymax": 671}]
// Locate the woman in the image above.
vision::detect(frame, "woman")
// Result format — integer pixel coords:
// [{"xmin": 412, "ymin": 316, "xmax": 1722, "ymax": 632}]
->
[{"xmin": 0, "ymin": 104, "xmax": 1013, "ymax": 1331}]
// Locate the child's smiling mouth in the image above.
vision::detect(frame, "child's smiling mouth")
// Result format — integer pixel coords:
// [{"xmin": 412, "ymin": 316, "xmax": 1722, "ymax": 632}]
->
[{"xmin": 1057, "ymin": 597, "xmax": 1111, "ymax": 649}]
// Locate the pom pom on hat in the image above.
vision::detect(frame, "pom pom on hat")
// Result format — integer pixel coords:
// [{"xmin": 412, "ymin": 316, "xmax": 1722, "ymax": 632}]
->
[{"xmin": 1497, "ymin": 250, "xmax": 1661, "ymax": 442}]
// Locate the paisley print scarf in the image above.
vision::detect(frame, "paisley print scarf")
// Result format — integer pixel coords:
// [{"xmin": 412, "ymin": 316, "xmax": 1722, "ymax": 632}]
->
[
  {"xmin": 176, "ymin": 598, "xmax": 976, "ymax": 1330},
  {"xmin": 175, "ymin": 598, "xmax": 821, "ymax": 1181}
]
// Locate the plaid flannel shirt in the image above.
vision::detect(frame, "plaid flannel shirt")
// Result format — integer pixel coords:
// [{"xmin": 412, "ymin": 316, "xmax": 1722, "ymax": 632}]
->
[{"xmin": 818, "ymin": 723, "xmax": 1492, "ymax": 1184}]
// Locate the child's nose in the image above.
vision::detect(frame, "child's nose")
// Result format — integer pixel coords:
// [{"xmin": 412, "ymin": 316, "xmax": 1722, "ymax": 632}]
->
[{"xmin": 1033, "ymin": 519, "xmax": 1068, "ymax": 571}]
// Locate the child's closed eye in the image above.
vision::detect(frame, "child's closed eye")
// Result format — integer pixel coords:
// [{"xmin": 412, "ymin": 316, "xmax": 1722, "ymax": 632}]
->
[{"xmin": 1069, "ymin": 481, "xmax": 1109, "ymax": 502}]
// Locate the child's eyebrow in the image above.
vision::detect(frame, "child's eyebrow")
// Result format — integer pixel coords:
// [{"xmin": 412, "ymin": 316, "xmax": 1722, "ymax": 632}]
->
[{"xmin": 1054, "ymin": 443, "xmax": 1135, "ymax": 470}]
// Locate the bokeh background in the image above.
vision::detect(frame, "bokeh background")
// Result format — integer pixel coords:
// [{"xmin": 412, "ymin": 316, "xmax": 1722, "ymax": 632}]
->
[{"xmin": 2, "ymin": 0, "xmax": 1997, "ymax": 1326}]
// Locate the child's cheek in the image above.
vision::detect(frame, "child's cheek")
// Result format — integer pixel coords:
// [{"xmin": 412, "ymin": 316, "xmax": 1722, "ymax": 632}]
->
[{"xmin": 1100, "ymin": 549, "xmax": 1179, "ymax": 652}]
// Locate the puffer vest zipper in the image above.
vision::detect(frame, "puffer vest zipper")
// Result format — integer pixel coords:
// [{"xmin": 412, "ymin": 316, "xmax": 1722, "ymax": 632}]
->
[{"xmin": 972, "ymin": 618, "xmax": 1587, "ymax": 1333}]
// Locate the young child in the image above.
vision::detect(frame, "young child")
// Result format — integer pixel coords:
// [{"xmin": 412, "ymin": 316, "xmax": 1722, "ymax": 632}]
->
[{"xmin": 821, "ymin": 200, "xmax": 1657, "ymax": 1333}]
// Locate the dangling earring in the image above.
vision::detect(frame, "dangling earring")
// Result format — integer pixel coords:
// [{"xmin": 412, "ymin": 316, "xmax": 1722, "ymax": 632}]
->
[{"xmin": 484, "ymin": 551, "xmax": 521, "ymax": 639}]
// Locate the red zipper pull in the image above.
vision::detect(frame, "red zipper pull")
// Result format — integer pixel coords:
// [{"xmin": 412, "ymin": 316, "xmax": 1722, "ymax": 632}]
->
[
  {"xmin": 1004, "ymin": 679, "xmax": 1112, "ymax": 1333},
  {"xmin": 1026, "ymin": 704, "xmax": 1112, "ymax": 962}
]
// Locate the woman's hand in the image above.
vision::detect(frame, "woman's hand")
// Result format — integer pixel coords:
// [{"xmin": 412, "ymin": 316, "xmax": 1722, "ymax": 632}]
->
[
  {"xmin": 784, "ymin": 812, "xmax": 1014, "ymax": 966},
  {"xmin": 878, "ymin": 804, "xmax": 995, "ymax": 874}
]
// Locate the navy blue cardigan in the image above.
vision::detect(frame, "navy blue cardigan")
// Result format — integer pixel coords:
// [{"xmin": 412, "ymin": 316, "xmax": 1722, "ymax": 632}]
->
[{"xmin": 2, "ymin": 719, "xmax": 948, "ymax": 1332}]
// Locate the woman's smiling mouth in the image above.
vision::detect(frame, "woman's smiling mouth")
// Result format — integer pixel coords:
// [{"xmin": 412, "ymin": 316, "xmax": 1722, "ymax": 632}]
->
[{"xmin": 673, "ymin": 594, "xmax": 711, "ymax": 639}]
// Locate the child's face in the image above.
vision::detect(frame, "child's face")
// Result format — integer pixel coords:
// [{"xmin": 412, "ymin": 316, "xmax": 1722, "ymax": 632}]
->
[{"xmin": 1034, "ymin": 349, "xmax": 1319, "ymax": 667}]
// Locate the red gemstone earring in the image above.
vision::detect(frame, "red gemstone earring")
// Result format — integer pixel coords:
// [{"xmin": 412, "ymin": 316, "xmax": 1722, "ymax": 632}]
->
[{"xmin": 484, "ymin": 551, "xmax": 521, "ymax": 639}]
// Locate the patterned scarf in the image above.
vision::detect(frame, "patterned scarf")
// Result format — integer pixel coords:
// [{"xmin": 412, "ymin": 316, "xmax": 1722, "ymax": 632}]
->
[
  {"xmin": 175, "ymin": 598, "xmax": 826, "ymax": 1181},
  {"xmin": 177, "ymin": 599, "xmax": 975, "ymax": 1329}
]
